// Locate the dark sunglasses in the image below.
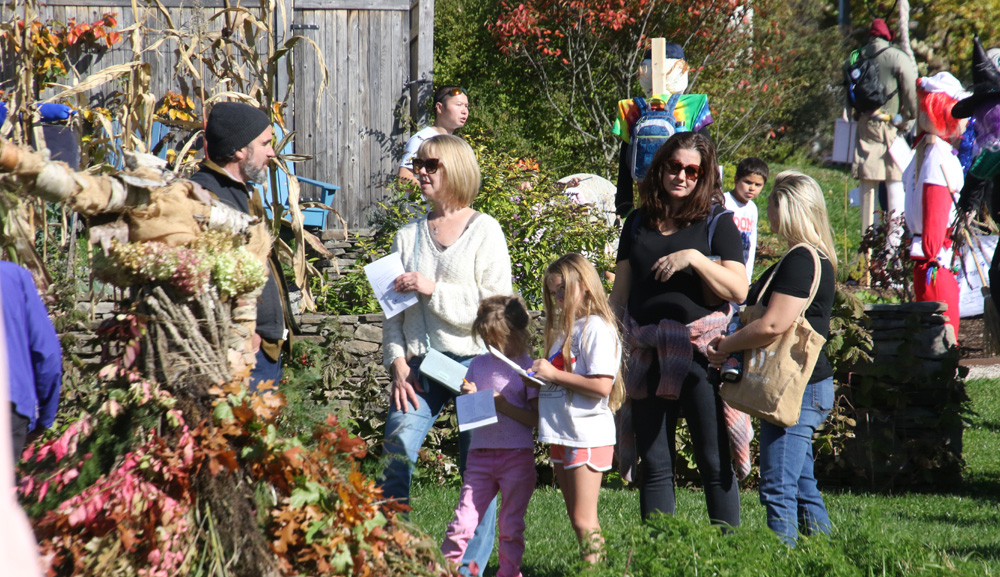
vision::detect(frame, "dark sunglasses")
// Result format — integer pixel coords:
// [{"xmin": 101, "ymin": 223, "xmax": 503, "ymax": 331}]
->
[
  {"xmin": 412, "ymin": 157, "xmax": 442, "ymax": 174},
  {"xmin": 664, "ymin": 160, "xmax": 702, "ymax": 181}
]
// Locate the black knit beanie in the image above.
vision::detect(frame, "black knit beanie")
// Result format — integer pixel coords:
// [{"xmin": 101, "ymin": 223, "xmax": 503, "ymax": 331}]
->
[{"xmin": 205, "ymin": 102, "xmax": 271, "ymax": 161}]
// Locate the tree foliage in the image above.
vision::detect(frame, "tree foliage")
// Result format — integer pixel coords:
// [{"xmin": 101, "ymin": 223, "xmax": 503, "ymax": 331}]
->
[
  {"xmin": 433, "ymin": 0, "xmax": 583, "ymax": 174},
  {"xmin": 490, "ymin": 0, "xmax": 843, "ymax": 168},
  {"xmin": 840, "ymin": 0, "xmax": 999, "ymax": 80},
  {"xmin": 441, "ymin": 0, "xmax": 998, "ymax": 173},
  {"xmin": 909, "ymin": 0, "xmax": 999, "ymax": 79}
]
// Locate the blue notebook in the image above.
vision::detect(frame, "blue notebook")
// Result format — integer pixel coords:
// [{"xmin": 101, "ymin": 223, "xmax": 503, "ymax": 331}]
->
[{"xmin": 420, "ymin": 348, "xmax": 468, "ymax": 394}]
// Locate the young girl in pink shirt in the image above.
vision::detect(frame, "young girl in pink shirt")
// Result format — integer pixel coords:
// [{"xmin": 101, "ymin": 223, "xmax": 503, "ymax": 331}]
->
[{"xmin": 441, "ymin": 295, "xmax": 539, "ymax": 577}]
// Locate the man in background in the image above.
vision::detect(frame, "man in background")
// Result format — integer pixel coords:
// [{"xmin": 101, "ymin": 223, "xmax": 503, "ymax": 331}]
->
[
  {"xmin": 189, "ymin": 102, "xmax": 293, "ymax": 390},
  {"xmin": 398, "ymin": 86, "xmax": 470, "ymax": 185}
]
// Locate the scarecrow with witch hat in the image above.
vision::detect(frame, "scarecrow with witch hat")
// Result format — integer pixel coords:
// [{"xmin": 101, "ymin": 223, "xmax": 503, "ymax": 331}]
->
[{"xmin": 954, "ymin": 37, "xmax": 1000, "ymax": 312}]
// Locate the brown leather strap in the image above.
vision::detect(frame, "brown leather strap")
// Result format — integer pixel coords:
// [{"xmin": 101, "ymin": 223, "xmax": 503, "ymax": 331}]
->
[{"xmin": 260, "ymin": 337, "xmax": 284, "ymax": 362}]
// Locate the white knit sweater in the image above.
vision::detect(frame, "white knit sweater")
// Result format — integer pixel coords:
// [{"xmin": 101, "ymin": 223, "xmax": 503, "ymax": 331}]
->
[{"xmin": 382, "ymin": 214, "xmax": 513, "ymax": 366}]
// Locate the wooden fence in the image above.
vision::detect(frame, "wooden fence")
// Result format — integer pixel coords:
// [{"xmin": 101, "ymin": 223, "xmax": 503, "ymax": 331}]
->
[{"xmin": 0, "ymin": 0, "xmax": 434, "ymax": 229}]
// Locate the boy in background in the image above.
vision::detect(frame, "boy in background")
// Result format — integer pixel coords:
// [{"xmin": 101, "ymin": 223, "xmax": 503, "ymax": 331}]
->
[{"xmin": 724, "ymin": 157, "xmax": 769, "ymax": 282}]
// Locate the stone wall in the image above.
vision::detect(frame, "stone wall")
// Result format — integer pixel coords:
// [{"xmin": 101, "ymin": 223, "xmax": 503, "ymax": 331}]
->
[
  {"xmin": 816, "ymin": 301, "xmax": 967, "ymax": 491},
  {"xmin": 312, "ymin": 228, "xmax": 375, "ymax": 283}
]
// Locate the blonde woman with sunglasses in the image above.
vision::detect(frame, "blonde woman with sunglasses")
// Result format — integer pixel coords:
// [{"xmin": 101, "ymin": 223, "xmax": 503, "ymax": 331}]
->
[
  {"xmin": 380, "ymin": 134, "xmax": 512, "ymax": 577},
  {"xmin": 610, "ymin": 132, "xmax": 751, "ymax": 529}
]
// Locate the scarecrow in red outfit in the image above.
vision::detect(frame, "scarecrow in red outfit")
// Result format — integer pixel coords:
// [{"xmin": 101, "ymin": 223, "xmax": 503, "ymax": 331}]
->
[{"xmin": 903, "ymin": 72, "xmax": 970, "ymax": 338}]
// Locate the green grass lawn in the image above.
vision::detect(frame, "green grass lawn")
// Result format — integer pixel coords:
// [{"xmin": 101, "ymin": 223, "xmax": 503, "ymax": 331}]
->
[{"xmin": 410, "ymin": 377, "xmax": 1000, "ymax": 576}]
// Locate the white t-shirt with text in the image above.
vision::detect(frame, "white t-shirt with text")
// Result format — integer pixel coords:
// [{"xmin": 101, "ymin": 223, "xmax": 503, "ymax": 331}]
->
[
  {"xmin": 537, "ymin": 315, "xmax": 620, "ymax": 448},
  {"xmin": 724, "ymin": 191, "xmax": 758, "ymax": 282}
]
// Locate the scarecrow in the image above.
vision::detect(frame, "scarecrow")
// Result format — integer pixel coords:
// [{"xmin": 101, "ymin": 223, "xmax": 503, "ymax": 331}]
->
[
  {"xmin": 903, "ymin": 72, "xmax": 969, "ymax": 338},
  {"xmin": 955, "ymin": 37, "xmax": 1000, "ymax": 317},
  {"xmin": 0, "ymin": 137, "xmax": 270, "ymax": 382},
  {"xmin": 611, "ymin": 41, "xmax": 714, "ymax": 217}
]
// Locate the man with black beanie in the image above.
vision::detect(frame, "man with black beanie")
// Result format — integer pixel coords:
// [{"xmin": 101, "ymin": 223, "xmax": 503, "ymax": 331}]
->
[{"xmin": 189, "ymin": 101, "xmax": 292, "ymax": 391}]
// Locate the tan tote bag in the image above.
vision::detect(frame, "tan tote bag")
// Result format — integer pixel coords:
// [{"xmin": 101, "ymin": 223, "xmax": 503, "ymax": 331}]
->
[{"xmin": 719, "ymin": 244, "xmax": 826, "ymax": 427}]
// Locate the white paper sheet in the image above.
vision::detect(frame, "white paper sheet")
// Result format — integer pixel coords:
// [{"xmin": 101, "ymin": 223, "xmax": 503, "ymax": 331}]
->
[
  {"xmin": 456, "ymin": 390, "xmax": 498, "ymax": 432},
  {"xmin": 363, "ymin": 252, "xmax": 417, "ymax": 319},
  {"xmin": 486, "ymin": 345, "xmax": 546, "ymax": 387},
  {"xmin": 889, "ymin": 135, "xmax": 914, "ymax": 172},
  {"xmin": 958, "ymin": 234, "xmax": 998, "ymax": 318}
]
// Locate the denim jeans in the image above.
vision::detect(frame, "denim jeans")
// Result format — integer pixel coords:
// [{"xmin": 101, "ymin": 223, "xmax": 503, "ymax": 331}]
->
[
  {"xmin": 632, "ymin": 357, "xmax": 741, "ymax": 527},
  {"xmin": 758, "ymin": 377, "xmax": 834, "ymax": 545},
  {"xmin": 379, "ymin": 354, "xmax": 497, "ymax": 576},
  {"xmin": 249, "ymin": 348, "xmax": 282, "ymax": 392}
]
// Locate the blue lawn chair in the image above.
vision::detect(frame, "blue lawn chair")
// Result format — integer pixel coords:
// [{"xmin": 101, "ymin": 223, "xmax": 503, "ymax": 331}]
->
[
  {"xmin": 267, "ymin": 126, "xmax": 340, "ymax": 229},
  {"xmin": 105, "ymin": 120, "xmax": 186, "ymax": 168}
]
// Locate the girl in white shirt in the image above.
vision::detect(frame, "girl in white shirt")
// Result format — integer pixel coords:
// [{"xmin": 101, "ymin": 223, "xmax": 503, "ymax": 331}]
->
[{"xmin": 529, "ymin": 253, "xmax": 623, "ymax": 564}]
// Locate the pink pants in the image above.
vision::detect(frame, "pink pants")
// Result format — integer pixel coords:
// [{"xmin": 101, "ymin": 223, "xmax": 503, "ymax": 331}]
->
[{"xmin": 441, "ymin": 448, "xmax": 536, "ymax": 577}]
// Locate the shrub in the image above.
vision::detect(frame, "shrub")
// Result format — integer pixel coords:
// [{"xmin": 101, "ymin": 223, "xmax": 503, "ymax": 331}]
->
[
  {"xmin": 313, "ymin": 136, "xmax": 619, "ymax": 314},
  {"xmin": 19, "ymin": 313, "xmax": 452, "ymax": 576},
  {"xmin": 856, "ymin": 212, "xmax": 914, "ymax": 301}
]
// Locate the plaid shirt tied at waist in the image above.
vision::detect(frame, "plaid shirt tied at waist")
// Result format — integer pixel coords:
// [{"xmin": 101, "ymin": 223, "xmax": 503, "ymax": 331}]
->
[{"xmin": 616, "ymin": 306, "xmax": 753, "ymax": 481}]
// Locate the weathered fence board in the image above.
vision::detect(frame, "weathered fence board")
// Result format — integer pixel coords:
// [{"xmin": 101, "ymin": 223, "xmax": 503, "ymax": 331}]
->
[{"xmin": 1, "ymin": 0, "xmax": 432, "ymax": 229}]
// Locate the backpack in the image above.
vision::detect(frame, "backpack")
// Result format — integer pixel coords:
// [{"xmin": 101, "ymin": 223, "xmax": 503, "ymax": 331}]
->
[
  {"xmin": 630, "ymin": 94, "xmax": 681, "ymax": 182},
  {"xmin": 845, "ymin": 46, "xmax": 897, "ymax": 114}
]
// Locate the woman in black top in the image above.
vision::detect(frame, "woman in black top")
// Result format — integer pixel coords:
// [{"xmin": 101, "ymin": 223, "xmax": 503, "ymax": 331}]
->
[
  {"xmin": 708, "ymin": 171, "xmax": 837, "ymax": 545},
  {"xmin": 610, "ymin": 132, "xmax": 749, "ymax": 527}
]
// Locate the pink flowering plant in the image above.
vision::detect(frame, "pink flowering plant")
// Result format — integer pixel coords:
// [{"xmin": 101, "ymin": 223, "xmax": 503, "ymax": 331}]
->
[
  {"xmin": 18, "ymin": 312, "xmax": 455, "ymax": 576},
  {"xmin": 17, "ymin": 358, "xmax": 196, "ymax": 576}
]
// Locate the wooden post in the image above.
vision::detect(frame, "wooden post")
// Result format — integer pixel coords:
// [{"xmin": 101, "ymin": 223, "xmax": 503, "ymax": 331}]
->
[
  {"xmin": 651, "ymin": 37, "xmax": 666, "ymax": 96},
  {"xmin": 410, "ymin": 0, "xmax": 434, "ymax": 126},
  {"xmin": 860, "ymin": 181, "xmax": 875, "ymax": 286},
  {"xmin": 843, "ymin": 182, "xmax": 849, "ymax": 268}
]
